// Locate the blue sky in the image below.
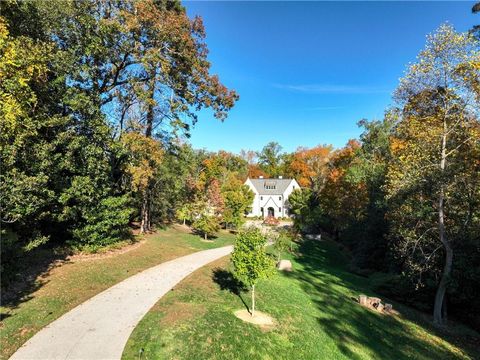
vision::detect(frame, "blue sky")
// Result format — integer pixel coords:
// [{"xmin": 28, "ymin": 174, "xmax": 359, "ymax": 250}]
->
[{"xmin": 184, "ymin": 1, "xmax": 478, "ymax": 153}]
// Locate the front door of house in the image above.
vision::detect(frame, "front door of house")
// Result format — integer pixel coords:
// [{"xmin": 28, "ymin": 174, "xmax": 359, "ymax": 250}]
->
[{"xmin": 267, "ymin": 207, "xmax": 275, "ymax": 217}]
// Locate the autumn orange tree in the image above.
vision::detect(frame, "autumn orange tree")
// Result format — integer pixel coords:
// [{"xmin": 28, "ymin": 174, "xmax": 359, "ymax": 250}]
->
[
  {"xmin": 287, "ymin": 145, "xmax": 332, "ymax": 189},
  {"xmin": 174, "ymin": 151, "xmax": 252, "ymax": 233},
  {"xmin": 320, "ymin": 140, "xmax": 369, "ymax": 239}
]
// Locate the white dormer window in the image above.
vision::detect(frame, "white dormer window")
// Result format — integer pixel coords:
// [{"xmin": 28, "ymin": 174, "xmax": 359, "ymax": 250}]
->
[{"xmin": 264, "ymin": 181, "xmax": 276, "ymax": 190}]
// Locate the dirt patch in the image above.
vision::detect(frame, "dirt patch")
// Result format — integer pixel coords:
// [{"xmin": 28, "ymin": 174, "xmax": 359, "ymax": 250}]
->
[
  {"xmin": 160, "ymin": 302, "xmax": 206, "ymax": 326},
  {"xmin": 19, "ymin": 327, "xmax": 32, "ymax": 337},
  {"xmin": 234, "ymin": 309, "xmax": 276, "ymax": 329}
]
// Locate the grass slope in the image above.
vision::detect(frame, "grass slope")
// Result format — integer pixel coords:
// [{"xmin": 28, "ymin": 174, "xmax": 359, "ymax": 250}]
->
[
  {"xmin": 0, "ymin": 226, "xmax": 235, "ymax": 360},
  {"xmin": 123, "ymin": 239, "xmax": 479, "ymax": 360}
]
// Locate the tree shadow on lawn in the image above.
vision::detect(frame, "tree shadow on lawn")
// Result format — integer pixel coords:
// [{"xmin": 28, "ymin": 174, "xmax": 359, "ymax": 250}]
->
[
  {"xmin": 1, "ymin": 245, "xmax": 73, "ymax": 314},
  {"xmin": 211, "ymin": 268, "xmax": 250, "ymax": 312},
  {"xmin": 286, "ymin": 240, "xmax": 480, "ymax": 360},
  {"xmin": 1, "ymin": 224, "xmax": 141, "ymax": 315},
  {"xmin": 190, "ymin": 229, "xmax": 219, "ymax": 241}
]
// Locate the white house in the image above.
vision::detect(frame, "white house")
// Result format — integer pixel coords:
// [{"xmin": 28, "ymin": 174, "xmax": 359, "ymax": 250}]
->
[{"xmin": 244, "ymin": 177, "xmax": 300, "ymax": 218}]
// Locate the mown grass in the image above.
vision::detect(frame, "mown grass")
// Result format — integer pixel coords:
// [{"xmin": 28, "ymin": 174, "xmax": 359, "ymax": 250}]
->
[
  {"xmin": 0, "ymin": 225, "xmax": 236, "ymax": 360},
  {"xmin": 123, "ymin": 239, "xmax": 480, "ymax": 360}
]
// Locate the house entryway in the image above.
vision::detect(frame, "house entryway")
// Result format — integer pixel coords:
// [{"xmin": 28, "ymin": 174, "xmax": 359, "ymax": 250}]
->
[{"xmin": 267, "ymin": 207, "xmax": 275, "ymax": 217}]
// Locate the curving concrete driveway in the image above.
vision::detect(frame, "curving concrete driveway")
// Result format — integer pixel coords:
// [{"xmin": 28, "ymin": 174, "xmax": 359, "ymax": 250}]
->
[{"xmin": 10, "ymin": 245, "xmax": 233, "ymax": 360}]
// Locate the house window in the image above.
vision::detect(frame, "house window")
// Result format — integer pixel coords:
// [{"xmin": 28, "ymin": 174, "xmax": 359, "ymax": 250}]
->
[
  {"xmin": 279, "ymin": 207, "xmax": 282, "ymax": 212},
  {"xmin": 279, "ymin": 196, "xmax": 281, "ymax": 201},
  {"xmin": 260, "ymin": 196, "xmax": 263, "ymax": 200},
  {"xmin": 261, "ymin": 207, "xmax": 264, "ymax": 212},
  {"xmin": 264, "ymin": 181, "xmax": 276, "ymax": 190}
]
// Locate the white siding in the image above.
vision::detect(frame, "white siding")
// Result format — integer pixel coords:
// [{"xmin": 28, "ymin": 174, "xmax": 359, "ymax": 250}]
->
[
  {"xmin": 244, "ymin": 178, "xmax": 300, "ymax": 218},
  {"xmin": 281, "ymin": 179, "xmax": 300, "ymax": 216}
]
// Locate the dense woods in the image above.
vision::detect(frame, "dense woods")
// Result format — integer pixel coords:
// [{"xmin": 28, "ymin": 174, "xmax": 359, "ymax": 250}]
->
[
  {"xmin": 0, "ymin": 0, "xmax": 240, "ymax": 283},
  {"xmin": 1, "ymin": 0, "xmax": 479, "ymax": 333},
  {"xmin": 288, "ymin": 24, "xmax": 480, "ymax": 329}
]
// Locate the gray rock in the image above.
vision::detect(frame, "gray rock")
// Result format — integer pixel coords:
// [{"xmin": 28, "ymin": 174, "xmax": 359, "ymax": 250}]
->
[
  {"xmin": 277, "ymin": 259, "xmax": 293, "ymax": 271},
  {"xmin": 359, "ymin": 295, "xmax": 368, "ymax": 306}
]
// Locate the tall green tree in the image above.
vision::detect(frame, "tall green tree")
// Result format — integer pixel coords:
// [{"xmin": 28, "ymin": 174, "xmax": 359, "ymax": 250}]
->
[
  {"xmin": 192, "ymin": 214, "xmax": 220, "ymax": 240},
  {"xmin": 387, "ymin": 24, "xmax": 480, "ymax": 325},
  {"xmin": 0, "ymin": 0, "xmax": 238, "ymax": 285},
  {"xmin": 0, "ymin": 14, "xmax": 57, "ymax": 264},
  {"xmin": 1, "ymin": 2, "xmax": 134, "ymax": 283},
  {"xmin": 257, "ymin": 141, "xmax": 284, "ymax": 177},
  {"xmin": 31, "ymin": 0, "xmax": 239, "ymax": 233},
  {"xmin": 221, "ymin": 176, "xmax": 254, "ymax": 229}
]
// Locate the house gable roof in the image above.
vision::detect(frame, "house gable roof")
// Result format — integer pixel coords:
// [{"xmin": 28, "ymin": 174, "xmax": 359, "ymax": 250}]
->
[{"xmin": 245, "ymin": 178, "xmax": 297, "ymax": 195}]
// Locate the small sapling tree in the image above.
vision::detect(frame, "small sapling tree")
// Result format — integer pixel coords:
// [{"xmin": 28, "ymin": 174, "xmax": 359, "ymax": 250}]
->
[
  {"xmin": 231, "ymin": 227, "xmax": 276, "ymax": 316},
  {"xmin": 176, "ymin": 204, "xmax": 192, "ymax": 226},
  {"xmin": 193, "ymin": 214, "xmax": 220, "ymax": 240},
  {"xmin": 273, "ymin": 229, "xmax": 293, "ymax": 262}
]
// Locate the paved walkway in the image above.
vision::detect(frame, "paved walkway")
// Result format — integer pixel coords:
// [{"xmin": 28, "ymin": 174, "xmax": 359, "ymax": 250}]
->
[{"xmin": 10, "ymin": 245, "xmax": 233, "ymax": 360}]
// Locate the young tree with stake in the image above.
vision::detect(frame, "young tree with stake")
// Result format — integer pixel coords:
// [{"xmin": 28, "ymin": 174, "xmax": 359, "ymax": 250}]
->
[
  {"xmin": 231, "ymin": 227, "xmax": 276, "ymax": 316},
  {"xmin": 273, "ymin": 229, "xmax": 294, "ymax": 262}
]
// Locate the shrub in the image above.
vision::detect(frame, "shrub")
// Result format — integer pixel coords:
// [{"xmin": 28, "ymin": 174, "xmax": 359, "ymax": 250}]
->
[
  {"xmin": 263, "ymin": 216, "xmax": 279, "ymax": 226},
  {"xmin": 70, "ymin": 195, "xmax": 133, "ymax": 252}
]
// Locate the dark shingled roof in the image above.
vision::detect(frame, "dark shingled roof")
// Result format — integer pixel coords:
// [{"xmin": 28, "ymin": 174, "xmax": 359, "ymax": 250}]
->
[{"xmin": 248, "ymin": 178, "xmax": 295, "ymax": 195}]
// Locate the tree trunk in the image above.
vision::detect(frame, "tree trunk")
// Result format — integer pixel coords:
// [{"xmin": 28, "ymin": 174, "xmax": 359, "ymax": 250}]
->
[
  {"xmin": 140, "ymin": 75, "xmax": 155, "ymax": 234},
  {"xmin": 140, "ymin": 188, "xmax": 150, "ymax": 234},
  {"xmin": 204, "ymin": 232, "xmax": 207, "ymax": 240},
  {"xmin": 442, "ymin": 295, "xmax": 448, "ymax": 322},
  {"xmin": 433, "ymin": 127, "xmax": 453, "ymax": 326},
  {"xmin": 251, "ymin": 284, "xmax": 255, "ymax": 317},
  {"xmin": 145, "ymin": 77, "xmax": 155, "ymax": 138},
  {"xmin": 183, "ymin": 218, "xmax": 186, "ymax": 226},
  {"xmin": 433, "ymin": 186, "xmax": 453, "ymax": 325}
]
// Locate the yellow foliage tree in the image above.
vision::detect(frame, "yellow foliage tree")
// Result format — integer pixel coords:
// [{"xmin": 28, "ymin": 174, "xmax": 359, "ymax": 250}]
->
[{"xmin": 121, "ymin": 132, "xmax": 163, "ymax": 233}]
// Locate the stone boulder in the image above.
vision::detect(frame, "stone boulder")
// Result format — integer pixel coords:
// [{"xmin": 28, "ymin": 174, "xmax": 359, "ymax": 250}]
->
[
  {"xmin": 367, "ymin": 297, "xmax": 382, "ymax": 308},
  {"xmin": 357, "ymin": 295, "xmax": 395, "ymax": 314},
  {"xmin": 277, "ymin": 259, "xmax": 293, "ymax": 272},
  {"xmin": 359, "ymin": 294, "xmax": 368, "ymax": 306}
]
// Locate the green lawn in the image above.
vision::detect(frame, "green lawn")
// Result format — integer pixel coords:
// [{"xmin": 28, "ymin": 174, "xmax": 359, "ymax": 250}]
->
[
  {"xmin": 0, "ymin": 226, "xmax": 236, "ymax": 360},
  {"xmin": 123, "ymin": 239, "xmax": 480, "ymax": 360}
]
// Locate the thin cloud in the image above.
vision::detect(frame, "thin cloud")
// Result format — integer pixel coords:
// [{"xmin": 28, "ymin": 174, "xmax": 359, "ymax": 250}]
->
[{"xmin": 274, "ymin": 83, "xmax": 391, "ymax": 94}]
